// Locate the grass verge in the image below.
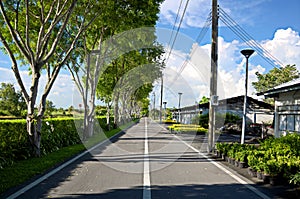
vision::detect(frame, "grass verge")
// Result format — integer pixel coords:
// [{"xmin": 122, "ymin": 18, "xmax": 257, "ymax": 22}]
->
[{"xmin": 0, "ymin": 120, "xmax": 137, "ymax": 196}]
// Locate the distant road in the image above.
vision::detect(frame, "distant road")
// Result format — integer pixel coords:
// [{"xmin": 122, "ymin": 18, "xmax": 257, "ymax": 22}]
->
[{"xmin": 9, "ymin": 118, "xmax": 272, "ymax": 199}]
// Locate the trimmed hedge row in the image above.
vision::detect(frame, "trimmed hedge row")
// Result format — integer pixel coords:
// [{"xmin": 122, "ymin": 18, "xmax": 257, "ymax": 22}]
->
[
  {"xmin": 168, "ymin": 124, "xmax": 208, "ymax": 134},
  {"xmin": 215, "ymin": 133, "xmax": 300, "ymax": 186},
  {"xmin": 0, "ymin": 117, "xmax": 110, "ymax": 169}
]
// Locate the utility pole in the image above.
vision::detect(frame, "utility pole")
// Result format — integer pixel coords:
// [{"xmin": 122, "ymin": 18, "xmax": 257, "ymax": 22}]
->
[
  {"xmin": 178, "ymin": 92, "xmax": 183, "ymax": 123},
  {"xmin": 208, "ymin": 0, "xmax": 218, "ymax": 153}
]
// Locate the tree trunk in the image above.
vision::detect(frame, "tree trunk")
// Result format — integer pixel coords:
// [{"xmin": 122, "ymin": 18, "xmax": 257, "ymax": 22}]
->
[
  {"xmin": 113, "ymin": 91, "xmax": 120, "ymax": 128},
  {"xmin": 106, "ymin": 103, "xmax": 111, "ymax": 131},
  {"xmin": 27, "ymin": 115, "xmax": 41, "ymax": 157}
]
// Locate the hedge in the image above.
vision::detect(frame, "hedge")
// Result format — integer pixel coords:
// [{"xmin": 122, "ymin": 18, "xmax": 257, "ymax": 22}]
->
[
  {"xmin": 0, "ymin": 117, "xmax": 111, "ymax": 169},
  {"xmin": 215, "ymin": 133, "xmax": 300, "ymax": 186},
  {"xmin": 168, "ymin": 124, "xmax": 208, "ymax": 134}
]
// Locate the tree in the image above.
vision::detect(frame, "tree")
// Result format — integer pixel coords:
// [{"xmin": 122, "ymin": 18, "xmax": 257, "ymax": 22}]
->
[
  {"xmin": 252, "ymin": 64, "xmax": 299, "ymax": 104},
  {"xmin": 199, "ymin": 96, "xmax": 209, "ymax": 104},
  {"xmin": 0, "ymin": 1, "xmax": 98, "ymax": 156},
  {"xmin": 45, "ymin": 100, "xmax": 55, "ymax": 117},
  {"xmin": 67, "ymin": 0, "xmax": 164, "ymax": 135},
  {"xmin": 0, "ymin": 83, "xmax": 26, "ymax": 116},
  {"xmin": 253, "ymin": 64, "xmax": 299, "ymax": 93}
]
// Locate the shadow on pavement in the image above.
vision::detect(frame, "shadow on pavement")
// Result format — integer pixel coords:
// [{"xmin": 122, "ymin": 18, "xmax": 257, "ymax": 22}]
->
[{"xmin": 37, "ymin": 183, "xmax": 298, "ymax": 199}]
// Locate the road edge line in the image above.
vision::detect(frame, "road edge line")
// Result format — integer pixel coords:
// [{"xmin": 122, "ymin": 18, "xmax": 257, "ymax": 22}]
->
[
  {"xmin": 173, "ymin": 134, "xmax": 271, "ymax": 199},
  {"xmin": 7, "ymin": 127, "xmax": 129, "ymax": 199}
]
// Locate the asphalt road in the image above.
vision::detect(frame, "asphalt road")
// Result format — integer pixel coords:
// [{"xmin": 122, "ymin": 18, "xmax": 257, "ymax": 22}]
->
[{"xmin": 8, "ymin": 118, "xmax": 274, "ymax": 199}]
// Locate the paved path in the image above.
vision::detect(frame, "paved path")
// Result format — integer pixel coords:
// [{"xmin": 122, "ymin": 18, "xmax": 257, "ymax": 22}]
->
[{"xmin": 9, "ymin": 118, "xmax": 273, "ymax": 199}]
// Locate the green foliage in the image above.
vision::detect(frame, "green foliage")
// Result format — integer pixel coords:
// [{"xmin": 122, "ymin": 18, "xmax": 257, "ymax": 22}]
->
[
  {"xmin": 289, "ymin": 172, "xmax": 300, "ymax": 186},
  {"xmin": 252, "ymin": 64, "xmax": 299, "ymax": 98},
  {"xmin": 192, "ymin": 112, "xmax": 241, "ymax": 129},
  {"xmin": 168, "ymin": 124, "xmax": 207, "ymax": 134},
  {"xmin": 218, "ymin": 133, "xmax": 300, "ymax": 184},
  {"xmin": 199, "ymin": 96, "xmax": 209, "ymax": 104},
  {"xmin": 0, "ymin": 83, "xmax": 26, "ymax": 117},
  {"xmin": 0, "ymin": 117, "xmax": 112, "ymax": 169}
]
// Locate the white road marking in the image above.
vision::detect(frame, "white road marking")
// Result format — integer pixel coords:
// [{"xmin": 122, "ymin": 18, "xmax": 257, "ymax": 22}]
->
[
  {"xmin": 6, "ymin": 130, "xmax": 126, "ymax": 199},
  {"xmin": 173, "ymin": 134, "xmax": 271, "ymax": 199},
  {"xmin": 143, "ymin": 118, "xmax": 151, "ymax": 199}
]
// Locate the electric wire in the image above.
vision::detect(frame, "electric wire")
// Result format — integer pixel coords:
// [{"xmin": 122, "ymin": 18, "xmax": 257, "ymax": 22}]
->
[
  {"xmin": 165, "ymin": 0, "xmax": 184, "ymax": 57},
  {"xmin": 219, "ymin": 7, "xmax": 284, "ymax": 68},
  {"xmin": 165, "ymin": 0, "xmax": 190, "ymax": 66},
  {"xmin": 169, "ymin": 12, "xmax": 212, "ymax": 85}
]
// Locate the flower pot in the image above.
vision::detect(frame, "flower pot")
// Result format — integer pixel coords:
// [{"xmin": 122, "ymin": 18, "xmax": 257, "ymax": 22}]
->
[
  {"xmin": 221, "ymin": 154, "xmax": 226, "ymax": 160},
  {"xmin": 239, "ymin": 161, "xmax": 247, "ymax": 168},
  {"xmin": 262, "ymin": 173, "xmax": 270, "ymax": 184},
  {"xmin": 235, "ymin": 160, "xmax": 239, "ymax": 167},
  {"xmin": 257, "ymin": 171, "xmax": 263, "ymax": 180},
  {"xmin": 247, "ymin": 167, "xmax": 257, "ymax": 177},
  {"xmin": 230, "ymin": 158, "xmax": 235, "ymax": 165},
  {"xmin": 269, "ymin": 175, "xmax": 280, "ymax": 186}
]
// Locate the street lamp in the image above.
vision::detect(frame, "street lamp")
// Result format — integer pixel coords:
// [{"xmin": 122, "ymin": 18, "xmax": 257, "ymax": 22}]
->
[
  {"xmin": 163, "ymin": 101, "xmax": 167, "ymax": 120},
  {"xmin": 178, "ymin": 92, "xmax": 183, "ymax": 123},
  {"xmin": 240, "ymin": 49, "xmax": 255, "ymax": 144},
  {"xmin": 153, "ymin": 92, "xmax": 156, "ymax": 120}
]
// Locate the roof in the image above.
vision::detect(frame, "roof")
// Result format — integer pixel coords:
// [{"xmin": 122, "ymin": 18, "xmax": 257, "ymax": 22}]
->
[
  {"xmin": 257, "ymin": 78, "xmax": 300, "ymax": 97},
  {"xmin": 174, "ymin": 95, "xmax": 273, "ymax": 112}
]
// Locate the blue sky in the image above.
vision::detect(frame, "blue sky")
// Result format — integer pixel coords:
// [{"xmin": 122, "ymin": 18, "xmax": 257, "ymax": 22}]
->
[
  {"xmin": 153, "ymin": 0, "xmax": 300, "ymax": 108},
  {"xmin": 0, "ymin": 0, "xmax": 300, "ymax": 108}
]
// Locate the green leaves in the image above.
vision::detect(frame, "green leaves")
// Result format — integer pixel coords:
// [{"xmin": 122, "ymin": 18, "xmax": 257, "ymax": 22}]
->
[
  {"xmin": 0, "ymin": 83, "xmax": 26, "ymax": 117},
  {"xmin": 252, "ymin": 64, "xmax": 299, "ymax": 93}
]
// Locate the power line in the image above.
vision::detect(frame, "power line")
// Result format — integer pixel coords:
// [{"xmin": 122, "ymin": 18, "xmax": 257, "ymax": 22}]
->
[
  {"xmin": 169, "ymin": 12, "xmax": 212, "ymax": 86},
  {"xmin": 165, "ymin": 0, "xmax": 190, "ymax": 66},
  {"xmin": 218, "ymin": 7, "xmax": 284, "ymax": 68},
  {"xmin": 165, "ymin": 0, "xmax": 184, "ymax": 55}
]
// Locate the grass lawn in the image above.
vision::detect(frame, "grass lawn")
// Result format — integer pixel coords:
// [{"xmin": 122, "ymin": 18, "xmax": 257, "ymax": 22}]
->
[{"xmin": 0, "ymin": 121, "xmax": 136, "ymax": 196}]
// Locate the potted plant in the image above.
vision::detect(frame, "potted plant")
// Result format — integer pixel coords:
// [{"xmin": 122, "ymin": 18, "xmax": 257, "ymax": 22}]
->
[
  {"xmin": 263, "ymin": 159, "xmax": 282, "ymax": 185},
  {"xmin": 235, "ymin": 150, "xmax": 248, "ymax": 168},
  {"xmin": 247, "ymin": 154, "xmax": 258, "ymax": 177},
  {"xmin": 289, "ymin": 172, "xmax": 300, "ymax": 196}
]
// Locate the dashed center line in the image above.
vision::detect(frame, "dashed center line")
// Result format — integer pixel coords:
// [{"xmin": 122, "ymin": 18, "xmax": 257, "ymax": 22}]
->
[{"xmin": 143, "ymin": 118, "xmax": 151, "ymax": 199}]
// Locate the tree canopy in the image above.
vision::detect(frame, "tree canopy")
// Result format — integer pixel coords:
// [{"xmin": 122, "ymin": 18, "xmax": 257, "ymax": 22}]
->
[
  {"xmin": 252, "ymin": 64, "xmax": 299, "ymax": 93},
  {"xmin": 0, "ymin": 83, "xmax": 26, "ymax": 117}
]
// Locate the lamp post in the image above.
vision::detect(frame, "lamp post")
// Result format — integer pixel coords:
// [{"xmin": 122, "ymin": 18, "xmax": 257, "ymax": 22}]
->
[
  {"xmin": 163, "ymin": 101, "xmax": 167, "ymax": 120},
  {"xmin": 240, "ymin": 49, "xmax": 255, "ymax": 144},
  {"xmin": 153, "ymin": 92, "xmax": 156, "ymax": 120},
  {"xmin": 178, "ymin": 92, "xmax": 183, "ymax": 123}
]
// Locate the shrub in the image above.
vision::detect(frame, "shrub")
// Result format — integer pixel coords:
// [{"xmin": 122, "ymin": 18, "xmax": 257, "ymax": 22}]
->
[{"xmin": 0, "ymin": 116, "xmax": 112, "ymax": 169}]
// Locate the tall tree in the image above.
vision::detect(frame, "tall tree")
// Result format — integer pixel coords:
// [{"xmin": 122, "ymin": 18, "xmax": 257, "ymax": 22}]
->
[
  {"xmin": 0, "ymin": 82, "xmax": 26, "ymax": 116},
  {"xmin": 68, "ymin": 0, "xmax": 164, "ymax": 134},
  {"xmin": 199, "ymin": 96, "xmax": 209, "ymax": 104},
  {"xmin": 252, "ymin": 64, "xmax": 299, "ymax": 104},
  {"xmin": 0, "ymin": 0, "xmax": 98, "ymax": 156},
  {"xmin": 253, "ymin": 64, "xmax": 299, "ymax": 93}
]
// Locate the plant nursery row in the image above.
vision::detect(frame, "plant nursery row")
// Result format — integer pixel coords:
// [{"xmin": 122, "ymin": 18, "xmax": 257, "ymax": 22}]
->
[{"xmin": 215, "ymin": 133, "xmax": 300, "ymax": 187}]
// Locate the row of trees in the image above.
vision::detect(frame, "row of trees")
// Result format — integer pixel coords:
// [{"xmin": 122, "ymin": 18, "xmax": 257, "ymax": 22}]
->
[{"xmin": 0, "ymin": 0, "xmax": 164, "ymax": 156}]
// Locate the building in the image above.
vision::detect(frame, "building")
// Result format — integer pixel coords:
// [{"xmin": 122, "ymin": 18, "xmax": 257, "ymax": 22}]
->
[
  {"xmin": 258, "ymin": 78, "xmax": 300, "ymax": 137},
  {"xmin": 172, "ymin": 95, "xmax": 274, "ymax": 126}
]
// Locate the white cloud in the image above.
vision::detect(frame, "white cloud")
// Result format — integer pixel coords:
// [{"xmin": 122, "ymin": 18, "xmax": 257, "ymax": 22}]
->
[
  {"xmin": 262, "ymin": 28, "xmax": 300, "ymax": 68},
  {"xmin": 0, "ymin": 67, "xmax": 75, "ymax": 108},
  {"xmin": 158, "ymin": 0, "xmax": 269, "ymax": 28},
  {"xmin": 160, "ymin": 27, "xmax": 300, "ymax": 107}
]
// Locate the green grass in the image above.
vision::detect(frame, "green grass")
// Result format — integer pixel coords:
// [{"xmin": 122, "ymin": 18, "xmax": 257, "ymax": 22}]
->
[
  {"xmin": 0, "ymin": 144, "xmax": 85, "ymax": 195},
  {"xmin": 0, "ymin": 120, "xmax": 136, "ymax": 196}
]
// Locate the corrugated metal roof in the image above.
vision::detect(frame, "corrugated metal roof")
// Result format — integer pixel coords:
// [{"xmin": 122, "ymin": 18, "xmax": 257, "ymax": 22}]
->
[
  {"xmin": 273, "ymin": 78, "xmax": 300, "ymax": 89},
  {"xmin": 257, "ymin": 78, "xmax": 300, "ymax": 97}
]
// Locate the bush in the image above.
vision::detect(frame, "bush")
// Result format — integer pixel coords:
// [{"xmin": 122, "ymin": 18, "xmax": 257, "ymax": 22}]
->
[
  {"xmin": 192, "ymin": 112, "xmax": 241, "ymax": 129},
  {"xmin": 217, "ymin": 133, "xmax": 300, "ymax": 185},
  {"xmin": 168, "ymin": 124, "xmax": 207, "ymax": 134},
  {"xmin": 0, "ymin": 116, "xmax": 112, "ymax": 169}
]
